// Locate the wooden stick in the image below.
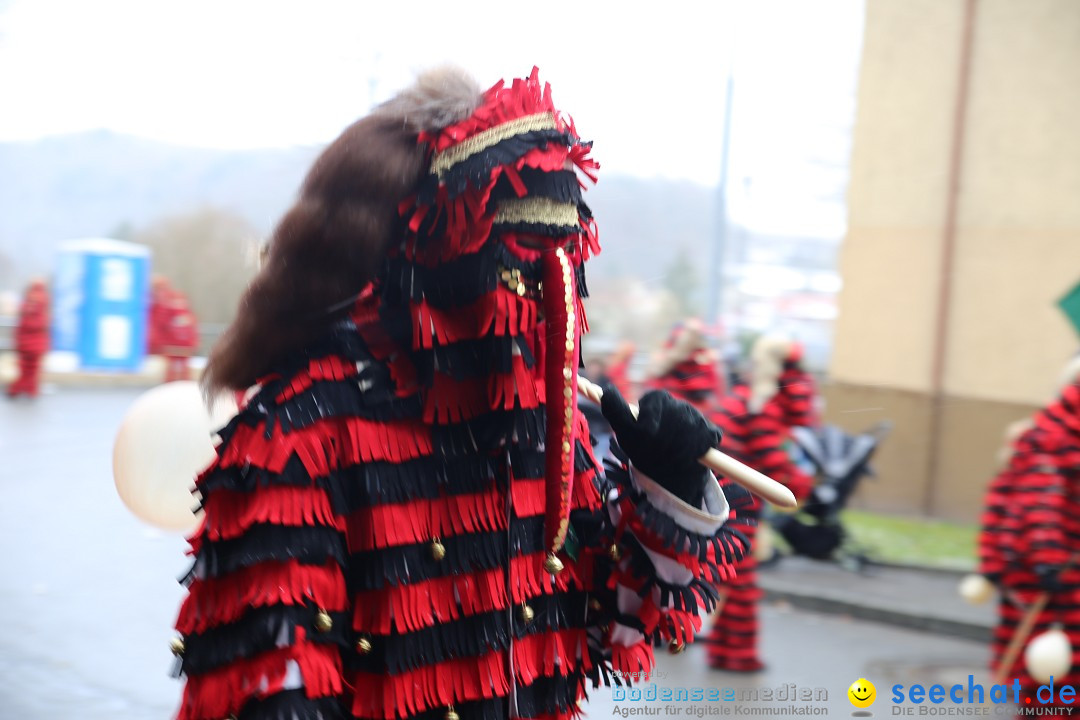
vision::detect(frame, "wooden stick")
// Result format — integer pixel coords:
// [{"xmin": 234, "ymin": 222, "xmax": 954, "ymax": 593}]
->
[
  {"xmin": 577, "ymin": 377, "xmax": 798, "ymax": 509},
  {"xmin": 993, "ymin": 592, "xmax": 1050, "ymax": 685}
]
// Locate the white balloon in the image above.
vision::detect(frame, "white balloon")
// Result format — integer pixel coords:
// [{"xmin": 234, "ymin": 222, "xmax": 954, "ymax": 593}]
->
[
  {"xmin": 1025, "ymin": 627, "xmax": 1072, "ymax": 684},
  {"xmin": 113, "ymin": 382, "xmax": 238, "ymax": 533},
  {"xmin": 958, "ymin": 574, "xmax": 995, "ymax": 605}
]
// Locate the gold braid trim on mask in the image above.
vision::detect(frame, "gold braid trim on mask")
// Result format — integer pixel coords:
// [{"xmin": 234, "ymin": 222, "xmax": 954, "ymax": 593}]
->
[{"xmin": 430, "ymin": 111, "xmax": 558, "ymax": 177}]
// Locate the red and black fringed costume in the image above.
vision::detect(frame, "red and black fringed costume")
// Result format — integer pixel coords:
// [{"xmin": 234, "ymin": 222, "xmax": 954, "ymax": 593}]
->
[
  {"xmin": 8, "ymin": 279, "xmax": 50, "ymax": 399},
  {"xmin": 647, "ymin": 331, "xmax": 813, "ymax": 673},
  {"xmin": 173, "ymin": 68, "xmax": 753, "ymax": 720},
  {"xmin": 978, "ymin": 369, "xmax": 1080, "ymax": 706}
]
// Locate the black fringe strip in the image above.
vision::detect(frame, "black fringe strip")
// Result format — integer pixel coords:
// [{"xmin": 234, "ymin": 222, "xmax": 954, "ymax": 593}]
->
[
  {"xmin": 198, "ymin": 454, "xmax": 338, "ymax": 498},
  {"xmin": 618, "ymin": 531, "xmax": 731, "ymax": 607},
  {"xmin": 346, "ymin": 591, "xmax": 590, "ymax": 675},
  {"xmin": 390, "ymin": 697, "xmax": 508, "ymax": 720},
  {"xmin": 236, "ymin": 689, "xmax": 348, "ymax": 720},
  {"xmin": 260, "ymin": 376, "xmax": 423, "ymax": 439},
  {"xmin": 198, "ymin": 436, "xmax": 594, "ymax": 521},
  {"xmin": 490, "ymin": 221, "xmax": 581, "ymax": 239},
  {"xmin": 382, "ymin": 241, "xmax": 540, "ymax": 309},
  {"xmin": 180, "ymin": 606, "xmax": 349, "ymax": 676},
  {"xmin": 190, "ymin": 524, "xmax": 348, "ymax": 581},
  {"xmin": 417, "ymin": 129, "xmax": 579, "ymax": 203},
  {"xmin": 346, "ymin": 516, "xmax": 545, "ymax": 590},
  {"xmin": 432, "ymin": 407, "xmax": 547, "ymax": 457},
  {"xmin": 488, "ymin": 168, "xmax": 584, "ymax": 208},
  {"xmin": 515, "ymin": 673, "xmax": 586, "ymax": 718}
]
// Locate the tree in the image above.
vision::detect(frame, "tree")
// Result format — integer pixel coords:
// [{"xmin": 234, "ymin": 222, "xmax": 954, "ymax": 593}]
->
[
  {"xmin": 662, "ymin": 247, "xmax": 701, "ymax": 318},
  {"xmin": 133, "ymin": 208, "xmax": 262, "ymax": 327}
]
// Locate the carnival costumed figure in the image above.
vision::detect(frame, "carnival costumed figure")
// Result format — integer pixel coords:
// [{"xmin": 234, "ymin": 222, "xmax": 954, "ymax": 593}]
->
[
  {"xmin": 162, "ymin": 291, "xmax": 199, "ymax": 383},
  {"xmin": 7, "ymin": 279, "xmax": 50, "ymax": 399},
  {"xmin": 701, "ymin": 335, "xmax": 815, "ymax": 673},
  {"xmin": 978, "ymin": 356, "xmax": 1080, "ymax": 708},
  {"xmin": 606, "ymin": 341, "xmax": 637, "ymax": 401},
  {"xmin": 148, "ymin": 276, "xmax": 174, "ymax": 356},
  {"xmin": 172, "ymin": 68, "xmax": 755, "ymax": 720}
]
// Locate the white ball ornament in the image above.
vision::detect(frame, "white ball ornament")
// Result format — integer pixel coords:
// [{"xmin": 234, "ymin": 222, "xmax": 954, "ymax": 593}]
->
[
  {"xmin": 958, "ymin": 574, "xmax": 995, "ymax": 605},
  {"xmin": 1025, "ymin": 626, "xmax": 1072, "ymax": 684},
  {"xmin": 113, "ymin": 381, "xmax": 237, "ymax": 532}
]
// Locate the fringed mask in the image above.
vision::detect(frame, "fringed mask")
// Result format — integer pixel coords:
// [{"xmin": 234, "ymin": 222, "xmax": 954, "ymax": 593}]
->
[{"xmin": 377, "ymin": 68, "xmax": 601, "ymax": 557}]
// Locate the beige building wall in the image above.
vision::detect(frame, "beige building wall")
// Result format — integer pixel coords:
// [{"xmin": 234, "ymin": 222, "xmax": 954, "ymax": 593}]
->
[{"xmin": 829, "ymin": 0, "xmax": 1080, "ymax": 522}]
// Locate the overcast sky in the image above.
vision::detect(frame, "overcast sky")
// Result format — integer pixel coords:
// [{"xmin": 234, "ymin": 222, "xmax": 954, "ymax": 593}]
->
[{"xmin": 0, "ymin": 0, "xmax": 865, "ymax": 236}]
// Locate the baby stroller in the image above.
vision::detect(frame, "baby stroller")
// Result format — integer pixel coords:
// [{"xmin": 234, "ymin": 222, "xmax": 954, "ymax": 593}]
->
[{"xmin": 769, "ymin": 420, "xmax": 891, "ymax": 572}]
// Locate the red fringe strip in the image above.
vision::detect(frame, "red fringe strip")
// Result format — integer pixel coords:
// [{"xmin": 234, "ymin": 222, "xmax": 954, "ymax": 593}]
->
[
  {"xmin": 658, "ymin": 609, "xmax": 703, "ymax": 646},
  {"xmin": 423, "ymin": 354, "xmax": 546, "ymax": 425},
  {"xmin": 511, "ymin": 474, "xmax": 599, "ymax": 519},
  {"xmin": 178, "ymin": 634, "xmax": 342, "ymax": 720},
  {"xmin": 410, "ymin": 287, "xmax": 537, "ymax": 350},
  {"xmin": 211, "ymin": 417, "xmax": 432, "ymax": 476},
  {"xmin": 202, "ymin": 485, "xmax": 340, "ymax": 541},
  {"xmin": 350, "ymin": 551, "xmax": 580, "ymax": 635},
  {"xmin": 352, "ymin": 566, "xmax": 508, "ymax": 635},
  {"xmin": 511, "ymin": 628, "xmax": 590, "ymax": 685},
  {"xmin": 509, "ymin": 552, "xmax": 579, "ymax": 605},
  {"xmin": 349, "ymin": 651, "xmax": 509, "ymax": 720},
  {"xmin": 345, "ymin": 487, "xmax": 508, "ymax": 553},
  {"xmin": 178, "ymin": 560, "xmax": 347, "ymax": 635},
  {"xmin": 610, "ymin": 640, "xmax": 656, "ymax": 680},
  {"xmin": 274, "ymin": 356, "xmax": 360, "ymax": 403}
]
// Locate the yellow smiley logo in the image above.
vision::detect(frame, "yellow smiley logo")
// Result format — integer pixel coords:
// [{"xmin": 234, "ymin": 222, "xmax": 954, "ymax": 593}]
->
[{"xmin": 848, "ymin": 678, "xmax": 876, "ymax": 708}]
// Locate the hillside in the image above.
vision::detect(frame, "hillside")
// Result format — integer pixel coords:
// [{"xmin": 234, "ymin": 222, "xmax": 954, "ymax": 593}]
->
[{"xmin": 0, "ymin": 131, "xmax": 719, "ymax": 291}]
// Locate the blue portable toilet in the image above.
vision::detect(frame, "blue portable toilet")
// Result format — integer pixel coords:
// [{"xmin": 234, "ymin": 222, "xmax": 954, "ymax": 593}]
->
[{"xmin": 52, "ymin": 238, "xmax": 151, "ymax": 371}]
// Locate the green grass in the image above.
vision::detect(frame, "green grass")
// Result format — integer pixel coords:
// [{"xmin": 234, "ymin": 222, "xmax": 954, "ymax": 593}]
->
[{"xmin": 838, "ymin": 509, "xmax": 979, "ymax": 571}]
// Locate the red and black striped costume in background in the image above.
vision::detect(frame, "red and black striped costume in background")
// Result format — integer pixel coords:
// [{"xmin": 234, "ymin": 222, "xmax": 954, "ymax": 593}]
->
[
  {"xmin": 173, "ymin": 70, "xmax": 753, "ymax": 720},
  {"xmin": 7, "ymin": 281, "xmax": 49, "ymax": 399},
  {"xmin": 648, "ymin": 350, "xmax": 815, "ymax": 673},
  {"xmin": 978, "ymin": 380, "xmax": 1080, "ymax": 705},
  {"xmin": 702, "ymin": 383, "xmax": 813, "ymax": 673},
  {"xmin": 770, "ymin": 356, "xmax": 819, "ymax": 431}
]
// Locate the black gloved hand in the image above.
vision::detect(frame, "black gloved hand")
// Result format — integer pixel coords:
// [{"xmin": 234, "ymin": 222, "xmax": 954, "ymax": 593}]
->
[
  {"xmin": 600, "ymin": 383, "xmax": 722, "ymax": 507},
  {"xmin": 1035, "ymin": 564, "xmax": 1064, "ymax": 594}
]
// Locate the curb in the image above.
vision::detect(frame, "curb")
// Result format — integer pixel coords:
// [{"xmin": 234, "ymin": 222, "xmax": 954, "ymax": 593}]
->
[{"xmin": 760, "ymin": 584, "xmax": 992, "ymax": 643}]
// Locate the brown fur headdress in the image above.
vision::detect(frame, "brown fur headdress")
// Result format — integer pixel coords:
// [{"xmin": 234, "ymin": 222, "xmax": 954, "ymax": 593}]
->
[{"xmin": 201, "ymin": 67, "xmax": 483, "ymax": 397}]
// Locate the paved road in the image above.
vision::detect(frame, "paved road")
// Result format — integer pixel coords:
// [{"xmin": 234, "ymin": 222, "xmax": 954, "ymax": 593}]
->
[{"xmin": 0, "ymin": 389, "xmax": 993, "ymax": 719}]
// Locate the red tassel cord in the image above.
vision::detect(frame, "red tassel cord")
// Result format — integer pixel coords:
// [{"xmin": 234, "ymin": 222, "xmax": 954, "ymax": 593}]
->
[{"xmin": 541, "ymin": 246, "xmax": 580, "ymax": 555}]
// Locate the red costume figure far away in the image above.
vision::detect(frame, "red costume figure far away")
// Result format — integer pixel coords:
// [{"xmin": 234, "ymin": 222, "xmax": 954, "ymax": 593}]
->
[
  {"xmin": 647, "ymin": 328, "xmax": 815, "ymax": 673},
  {"xmin": 148, "ymin": 276, "xmax": 174, "ymax": 356},
  {"xmin": 161, "ymin": 290, "xmax": 199, "ymax": 383},
  {"xmin": 7, "ymin": 279, "xmax": 50, "ymax": 399},
  {"xmin": 172, "ymin": 68, "xmax": 755, "ymax": 720},
  {"xmin": 978, "ymin": 355, "xmax": 1080, "ymax": 708},
  {"xmin": 703, "ymin": 335, "xmax": 815, "ymax": 673}
]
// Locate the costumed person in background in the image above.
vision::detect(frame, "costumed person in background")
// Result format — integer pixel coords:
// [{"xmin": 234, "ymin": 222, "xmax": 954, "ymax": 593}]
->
[
  {"xmin": 606, "ymin": 340, "xmax": 637, "ymax": 401},
  {"xmin": 645, "ymin": 319, "xmax": 724, "ymax": 414},
  {"xmin": 162, "ymin": 290, "xmax": 199, "ymax": 383},
  {"xmin": 173, "ymin": 67, "xmax": 755, "ymax": 720},
  {"xmin": 978, "ymin": 354, "xmax": 1080, "ymax": 710},
  {"xmin": 148, "ymin": 275, "xmax": 174, "ymax": 356},
  {"xmin": 7, "ymin": 278, "xmax": 50, "ymax": 399},
  {"xmin": 701, "ymin": 334, "xmax": 816, "ymax": 673}
]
